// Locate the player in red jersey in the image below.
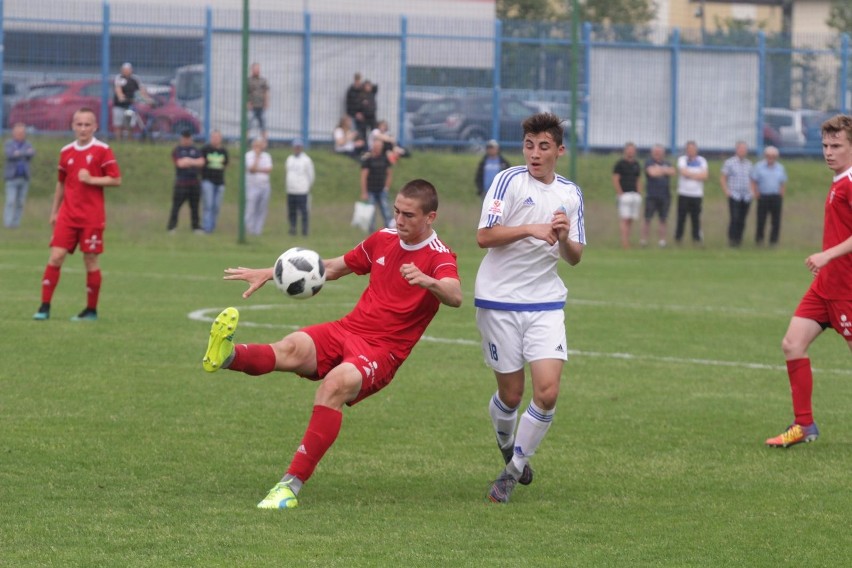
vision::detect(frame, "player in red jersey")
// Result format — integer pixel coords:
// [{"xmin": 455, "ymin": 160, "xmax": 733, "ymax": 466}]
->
[
  {"xmin": 33, "ymin": 108, "xmax": 122, "ymax": 321},
  {"xmin": 201, "ymin": 179, "xmax": 462, "ymax": 508},
  {"xmin": 766, "ymin": 114, "xmax": 852, "ymax": 448}
]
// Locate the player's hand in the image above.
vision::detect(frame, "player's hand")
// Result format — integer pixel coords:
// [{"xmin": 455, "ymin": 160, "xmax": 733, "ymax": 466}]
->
[
  {"xmin": 78, "ymin": 169, "xmax": 92, "ymax": 183},
  {"xmin": 223, "ymin": 266, "xmax": 272, "ymax": 299},
  {"xmin": 528, "ymin": 223, "xmax": 558, "ymax": 245},
  {"xmin": 400, "ymin": 262, "xmax": 429, "ymax": 287},
  {"xmin": 805, "ymin": 251, "xmax": 830, "ymax": 276},
  {"xmin": 551, "ymin": 209, "xmax": 570, "ymax": 241}
]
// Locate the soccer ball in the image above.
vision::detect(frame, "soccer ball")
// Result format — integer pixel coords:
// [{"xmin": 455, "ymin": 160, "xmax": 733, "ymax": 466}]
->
[{"xmin": 272, "ymin": 247, "xmax": 326, "ymax": 299}]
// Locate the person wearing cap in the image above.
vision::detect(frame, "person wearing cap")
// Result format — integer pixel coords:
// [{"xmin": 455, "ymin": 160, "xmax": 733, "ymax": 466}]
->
[
  {"xmin": 285, "ymin": 138, "xmax": 315, "ymax": 236},
  {"xmin": 167, "ymin": 130, "xmax": 206, "ymax": 234},
  {"xmin": 475, "ymin": 139, "xmax": 510, "ymax": 198},
  {"xmin": 113, "ymin": 62, "xmax": 152, "ymax": 140}
]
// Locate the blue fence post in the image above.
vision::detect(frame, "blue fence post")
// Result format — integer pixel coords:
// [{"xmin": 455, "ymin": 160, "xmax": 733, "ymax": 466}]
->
[
  {"xmin": 0, "ymin": 0, "xmax": 5, "ymax": 131},
  {"xmin": 841, "ymin": 33, "xmax": 849, "ymax": 114},
  {"xmin": 581, "ymin": 22, "xmax": 591, "ymax": 153},
  {"xmin": 203, "ymin": 7, "xmax": 212, "ymax": 141},
  {"xmin": 100, "ymin": 1, "xmax": 111, "ymax": 137},
  {"xmin": 669, "ymin": 28, "xmax": 679, "ymax": 154},
  {"xmin": 757, "ymin": 31, "xmax": 766, "ymax": 154},
  {"xmin": 398, "ymin": 16, "xmax": 408, "ymax": 147},
  {"xmin": 492, "ymin": 19, "xmax": 502, "ymax": 143},
  {"xmin": 301, "ymin": 11, "xmax": 311, "ymax": 145}
]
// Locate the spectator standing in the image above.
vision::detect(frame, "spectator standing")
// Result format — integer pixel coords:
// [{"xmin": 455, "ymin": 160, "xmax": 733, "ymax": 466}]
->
[
  {"xmin": 200, "ymin": 130, "xmax": 230, "ymax": 233},
  {"xmin": 113, "ymin": 62, "xmax": 152, "ymax": 140},
  {"xmin": 474, "ymin": 139, "xmax": 510, "ymax": 198},
  {"xmin": 32, "ymin": 108, "xmax": 121, "ymax": 322},
  {"xmin": 642, "ymin": 144, "xmax": 676, "ymax": 247},
  {"xmin": 675, "ymin": 141, "xmax": 709, "ymax": 245},
  {"xmin": 720, "ymin": 141, "xmax": 753, "ymax": 247},
  {"xmin": 285, "ymin": 138, "xmax": 315, "ymax": 236},
  {"xmin": 167, "ymin": 130, "xmax": 206, "ymax": 234},
  {"xmin": 355, "ymin": 80, "xmax": 378, "ymax": 141},
  {"xmin": 333, "ymin": 115, "xmax": 364, "ymax": 160},
  {"xmin": 360, "ymin": 138, "xmax": 394, "ymax": 231},
  {"xmin": 345, "ymin": 72, "xmax": 364, "ymax": 132},
  {"xmin": 476, "ymin": 112, "xmax": 586, "ymax": 504},
  {"xmin": 201, "ymin": 179, "xmax": 461, "ymax": 509},
  {"xmin": 247, "ymin": 62, "xmax": 270, "ymax": 139},
  {"xmin": 4, "ymin": 122, "xmax": 35, "ymax": 228},
  {"xmin": 750, "ymin": 146, "xmax": 787, "ymax": 246},
  {"xmin": 612, "ymin": 142, "xmax": 643, "ymax": 249},
  {"xmin": 765, "ymin": 114, "xmax": 852, "ymax": 448},
  {"xmin": 244, "ymin": 137, "xmax": 273, "ymax": 236}
]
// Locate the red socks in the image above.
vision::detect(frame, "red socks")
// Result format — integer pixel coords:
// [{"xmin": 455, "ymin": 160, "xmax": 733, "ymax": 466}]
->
[
  {"xmin": 787, "ymin": 358, "xmax": 814, "ymax": 426},
  {"xmin": 86, "ymin": 270, "xmax": 102, "ymax": 310},
  {"xmin": 287, "ymin": 405, "xmax": 343, "ymax": 483},
  {"xmin": 228, "ymin": 343, "xmax": 277, "ymax": 376},
  {"xmin": 41, "ymin": 264, "xmax": 61, "ymax": 304}
]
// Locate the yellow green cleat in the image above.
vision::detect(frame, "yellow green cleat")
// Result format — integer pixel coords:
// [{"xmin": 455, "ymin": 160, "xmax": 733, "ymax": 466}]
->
[
  {"xmin": 257, "ymin": 481, "xmax": 299, "ymax": 509},
  {"xmin": 202, "ymin": 307, "xmax": 238, "ymax": 372}
]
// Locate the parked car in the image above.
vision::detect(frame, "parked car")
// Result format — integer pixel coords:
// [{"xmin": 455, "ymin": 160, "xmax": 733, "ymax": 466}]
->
[
  {"xmin": 762, "ymin": 107, "xmax": 828, "ymax": 149},
  {"xmin": 409, "ymin": 95, "xmax": 538, "ymax": 150},
  {"xmin": 9, "ymin": 79, "xmax": 200, "ymax": 136},
  {"xmin": 3, "ymin": 77, "xmax": 34, "ymax": 127}
]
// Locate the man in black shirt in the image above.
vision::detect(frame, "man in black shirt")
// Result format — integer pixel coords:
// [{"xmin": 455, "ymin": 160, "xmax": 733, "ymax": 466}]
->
[
  {"xmin": 113, "ymin": 62, "xmax": 152, "ymax": 140},
  {"xmin": 360, "ymin": 138, "xmax": 393, "ymax": 232}
]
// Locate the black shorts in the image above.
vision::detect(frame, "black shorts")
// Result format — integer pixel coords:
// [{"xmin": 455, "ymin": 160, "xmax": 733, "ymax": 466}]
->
[{"xmin": 644, "ymin": 194, "xmax": 671, "ymax": 221}]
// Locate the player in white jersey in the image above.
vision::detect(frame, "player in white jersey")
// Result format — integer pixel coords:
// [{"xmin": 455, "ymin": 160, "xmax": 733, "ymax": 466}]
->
[{"xmin": 475, "ymin": 112, "xmax": 586, "ymax": 503}]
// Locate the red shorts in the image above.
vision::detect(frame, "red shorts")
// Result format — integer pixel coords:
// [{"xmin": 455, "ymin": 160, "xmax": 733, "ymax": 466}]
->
[
  {"xmin": 301, "ymin": 320, "xmax": 405, "ymax": 406},
  {"xmin": 50, "ymin": 218, "xmax": 104, "ymax": 254},
  {"xmin": 794, "ymin": 287, "xmax": 852, "ymax": 341}
]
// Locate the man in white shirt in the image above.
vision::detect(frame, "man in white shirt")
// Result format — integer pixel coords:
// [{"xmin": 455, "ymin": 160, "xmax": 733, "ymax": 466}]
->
[
  {"xmin": 285, "ymin": 138, "xmax": 315, "ymax": 236},
  {"xmin": 675, "ymin": 140, "xmax": 709, "ymax": 245}
]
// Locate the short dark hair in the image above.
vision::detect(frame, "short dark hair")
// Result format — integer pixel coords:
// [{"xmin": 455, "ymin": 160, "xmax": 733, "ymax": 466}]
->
[
  {"xmin": 522, "ymin": 112, "xmax": 563, "ymax": 147},
  {"xmin": 180, "ymin": 129, "xmax": 193, "ymax": 138},
  {"xmin": 399, "ymin": 179, "xmax": 438, "ymax": 214}
]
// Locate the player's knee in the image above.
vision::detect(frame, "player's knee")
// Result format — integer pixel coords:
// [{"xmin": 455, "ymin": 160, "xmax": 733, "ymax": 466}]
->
[{"xmin": 781, "ymin": 333, "xmax": 804, "ymax": 359}]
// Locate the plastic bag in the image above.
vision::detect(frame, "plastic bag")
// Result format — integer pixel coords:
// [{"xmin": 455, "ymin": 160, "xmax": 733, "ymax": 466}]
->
[{"xmin": 350, "ymin": 200, "xmax": 375, "ymax": 233}]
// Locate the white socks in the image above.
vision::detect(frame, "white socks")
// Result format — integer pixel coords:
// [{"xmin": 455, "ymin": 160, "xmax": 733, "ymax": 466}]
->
[
  {"xmin": 511, "ymin": 400, "xmax": 554, "ymax": 472},
  {"xmin": 489, "ymin": 393, "xmax": 518, "ymax": 451}
]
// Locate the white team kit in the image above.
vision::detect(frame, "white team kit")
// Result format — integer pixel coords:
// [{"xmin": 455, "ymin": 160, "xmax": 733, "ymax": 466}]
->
[{"xmin": 474, "ymin": 165, "xmax": 586, "ymax": 372}]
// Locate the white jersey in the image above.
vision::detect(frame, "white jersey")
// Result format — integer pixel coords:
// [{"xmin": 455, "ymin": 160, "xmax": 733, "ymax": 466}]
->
[{"xmin": 474, "ymin": 166, "xmax": 586, "ymax": 310}]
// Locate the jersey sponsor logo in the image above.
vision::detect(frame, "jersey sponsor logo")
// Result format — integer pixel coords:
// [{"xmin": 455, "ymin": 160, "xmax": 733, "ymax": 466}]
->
[
  {"xmin": 69, "ymin": 158, "xmax": 75, "ymax": 166},
  {"xmin": 296, "ymin": 444, "xmax": 307, "ymax": 455},
  {"xmin": 522, "ymin": 196, "xmax": 535, "ymax": 206},
  {"xmin": 86, "ymin": 154, "xmax": 93, "ymax": 164},
  {"xmin": 487, "ymin": 199, "xmax": 504, "ymax": 216},
  {"xmin": 377, "ymin": 256, "xmax": 386, "ymax": 265},
  {"xmin": 555, "ymin": 343, "xmax": 564, "ymax": 353}
]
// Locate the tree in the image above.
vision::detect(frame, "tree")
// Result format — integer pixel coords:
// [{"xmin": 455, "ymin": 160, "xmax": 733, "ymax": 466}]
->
[
  {"xmin": 497, "ymin": 0, "xmax": 655, "ymax": 26},
  {"xmin": 826, "ymin": 0, "xmax": 852, "ymax": 35}
]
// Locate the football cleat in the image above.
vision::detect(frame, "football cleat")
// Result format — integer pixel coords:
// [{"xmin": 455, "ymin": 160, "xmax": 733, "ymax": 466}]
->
[
  {"xmin": 257, "ymin": 481, "xmax": 299, "ymax": 509},
  {"xmin": 70, "ymin": 308, "xmax": 98, "ymax": 322},
  {"xmin": 202, "ymin": 307, "xmax": 238, "ymax": 372},
  {"xmin": 500, "ymin": 443, "xmax": 533, "ymax": 486},
  {"xmin": 765, "ymin": 422, "xmax": 820, "ymax": 448},
  {"xmin": 33, "ymin": 305, "xmax": 50, "ymax": 321},
  {"xmin": 487, "ymin": 468, "xmax": 518, "ymax": 504}
]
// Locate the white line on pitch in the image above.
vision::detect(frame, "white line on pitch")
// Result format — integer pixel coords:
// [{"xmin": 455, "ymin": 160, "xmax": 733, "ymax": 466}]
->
[{"xmin": 188, "ymin": 306, "xmax": 851, "ymax": 377}]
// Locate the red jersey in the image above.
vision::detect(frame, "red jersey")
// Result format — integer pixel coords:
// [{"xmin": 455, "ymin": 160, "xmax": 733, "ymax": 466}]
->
[
  {"xmin": 340, "ymin": 228, "xmax": 459, "ymax": 359},
  {"xmin": 813, "ymin": 165, "xmax": 852, "ymax": 299},
  {"xmin": 57, "ymin": 138, "xmax": 120, "ymax": 228}
]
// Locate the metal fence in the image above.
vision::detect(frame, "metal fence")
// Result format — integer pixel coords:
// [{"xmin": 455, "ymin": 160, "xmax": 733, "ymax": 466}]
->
[{"xmin": 3, "ymin": 1, "xmax": 850, "ymax": 155}]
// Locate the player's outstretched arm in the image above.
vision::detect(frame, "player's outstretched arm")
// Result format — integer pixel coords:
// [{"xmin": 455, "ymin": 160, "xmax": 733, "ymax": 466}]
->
[
  {"xmin": 323, "ymin": 256, "xmax": 352, "ymax": 282},
  {"xmin": 224, "ymin": 266, "xmax": 273, "ymax": 299}
]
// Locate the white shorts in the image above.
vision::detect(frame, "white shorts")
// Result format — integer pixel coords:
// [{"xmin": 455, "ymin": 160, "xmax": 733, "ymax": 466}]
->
[
  {"xmin": 476, "ymin": 308, "xmax": 567, "ymax": 373},
  {"xmin": 618, "ymin": 192, "xmax": 642, "ymax": 220}
]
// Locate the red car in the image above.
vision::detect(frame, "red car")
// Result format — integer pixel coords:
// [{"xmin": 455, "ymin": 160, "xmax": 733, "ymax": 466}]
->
[{"xmin": 9, "ymin": 79, "xmax": 200, "ymax": 136}]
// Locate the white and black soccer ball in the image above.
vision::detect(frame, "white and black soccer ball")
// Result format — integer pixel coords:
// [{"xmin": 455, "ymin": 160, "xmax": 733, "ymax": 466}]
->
[{"xmin": 272, "ymin": 247, "xmax": 326, "ymax": 299}]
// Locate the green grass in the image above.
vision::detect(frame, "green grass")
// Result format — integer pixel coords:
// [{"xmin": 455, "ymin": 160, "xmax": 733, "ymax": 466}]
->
[{"xmin": 2, "ymin": 138, "xmax": 851, "ymax": 566}]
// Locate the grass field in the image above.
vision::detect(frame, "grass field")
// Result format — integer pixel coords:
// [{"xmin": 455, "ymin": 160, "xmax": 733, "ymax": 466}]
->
[{"xmin": 2, "ymin": 138, "xmax": 851, "ymax": 566}]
